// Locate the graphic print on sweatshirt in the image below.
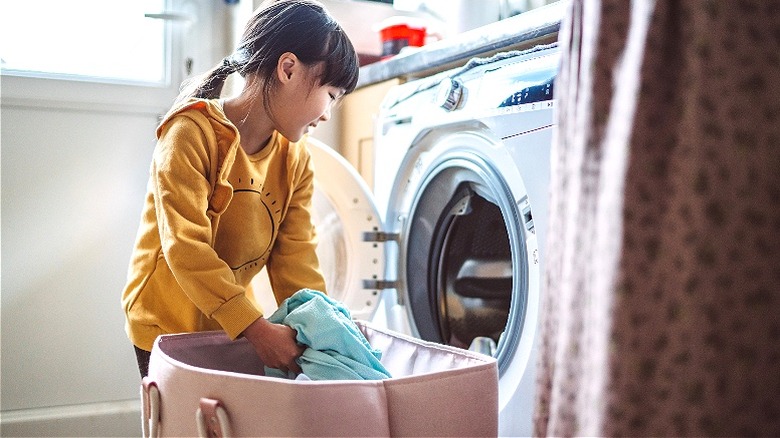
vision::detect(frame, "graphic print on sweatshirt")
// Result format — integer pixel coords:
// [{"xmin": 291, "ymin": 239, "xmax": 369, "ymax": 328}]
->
[{"xmin": 213, "ymin": 171, "xmax": 285, "ymax": 283}]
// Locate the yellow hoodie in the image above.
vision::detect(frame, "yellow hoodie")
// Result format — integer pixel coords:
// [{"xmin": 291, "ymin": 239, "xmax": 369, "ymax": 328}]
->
[{"xmin": 122, "ymin": 98, "xmax": 326, "ymax": 351}]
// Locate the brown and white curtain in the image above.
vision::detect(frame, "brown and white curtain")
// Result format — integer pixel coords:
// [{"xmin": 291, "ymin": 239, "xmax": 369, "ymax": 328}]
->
[{"xmin": 534, "ymin": 0, "xmax": 780, "ymax": 436}]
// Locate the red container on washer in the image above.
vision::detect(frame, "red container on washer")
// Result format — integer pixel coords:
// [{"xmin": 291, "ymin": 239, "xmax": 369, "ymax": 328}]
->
[{"xmin": 379, "ymin": 17, "xmax": 428, "ymax": 58}]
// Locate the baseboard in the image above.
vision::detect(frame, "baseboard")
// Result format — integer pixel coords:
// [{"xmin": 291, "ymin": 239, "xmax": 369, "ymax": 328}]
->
[{"xmin": 1, "ymin": 400, "xmax": 141, "ymax": 437}]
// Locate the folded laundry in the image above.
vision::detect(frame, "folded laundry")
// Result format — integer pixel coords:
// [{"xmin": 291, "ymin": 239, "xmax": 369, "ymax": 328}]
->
[{"xmin": 264, "ymin": 289, "xmax": 392, "ymax": 380}]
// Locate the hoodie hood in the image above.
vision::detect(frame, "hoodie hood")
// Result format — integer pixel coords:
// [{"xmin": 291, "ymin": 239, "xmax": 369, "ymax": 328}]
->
[{"xmin": 157, "ymin": 98, "xmax": 241, "ymax": 217}]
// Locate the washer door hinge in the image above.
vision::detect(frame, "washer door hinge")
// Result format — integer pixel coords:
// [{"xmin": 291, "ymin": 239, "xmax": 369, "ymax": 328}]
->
[
  {"xmin": 362, "ymin": 231, "xmax": 399, "ymax": 242},
  {"xmin": 363, "ymin": 279, "xmax": 399, "ymax": 290},
  {"xmin": 362, "ymin": 231, "xmax": 398, "ymax": 290}
]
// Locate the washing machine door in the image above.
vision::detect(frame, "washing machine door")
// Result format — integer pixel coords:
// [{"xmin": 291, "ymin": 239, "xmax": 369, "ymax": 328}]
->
[
  {"xmin": 251, "ymin": 138, "xmax": 386, "ymax": 320},
  {"xmin": 384, "ymin": 127, "xmax": 547, "ymax": 414}
]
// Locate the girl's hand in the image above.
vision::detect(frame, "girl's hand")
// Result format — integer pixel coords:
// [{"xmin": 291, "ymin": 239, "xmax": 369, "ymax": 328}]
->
[{"xmin": 242, "ymin": 317, "xmax": 305, "ymax": 374}]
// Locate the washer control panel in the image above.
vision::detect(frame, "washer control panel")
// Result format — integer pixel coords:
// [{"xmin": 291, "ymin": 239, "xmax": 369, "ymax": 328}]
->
[{"xmin": 436, "ymin": 77, "xmax": 466, "ymax": 111}]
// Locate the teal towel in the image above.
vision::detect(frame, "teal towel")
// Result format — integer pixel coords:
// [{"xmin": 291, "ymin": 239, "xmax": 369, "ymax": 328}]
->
[{"xmin": 264, "ymin": 289, "xmax": 392, "ymax": 381}]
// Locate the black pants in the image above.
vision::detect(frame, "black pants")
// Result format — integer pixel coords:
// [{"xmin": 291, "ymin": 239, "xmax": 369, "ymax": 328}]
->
[{"xmin": 134, "ymin": 346, "xmax": 152, "ymax": 378}]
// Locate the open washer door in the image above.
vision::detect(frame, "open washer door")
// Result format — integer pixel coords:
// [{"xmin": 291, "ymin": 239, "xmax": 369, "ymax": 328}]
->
[{"xmin": 251, "ymin": 138, "xmax": 386, "ymax": 321}]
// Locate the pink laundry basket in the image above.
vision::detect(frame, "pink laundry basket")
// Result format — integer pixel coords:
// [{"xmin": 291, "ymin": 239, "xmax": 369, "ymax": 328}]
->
[{"xmin": 141, "ymin": 320, "xmax": 498, "ymax": 437}]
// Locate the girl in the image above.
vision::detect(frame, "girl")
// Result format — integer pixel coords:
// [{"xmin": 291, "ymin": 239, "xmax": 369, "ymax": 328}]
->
[{"xmin": 121, "ymin": 0, "xmax": 359, "ymax": 377}]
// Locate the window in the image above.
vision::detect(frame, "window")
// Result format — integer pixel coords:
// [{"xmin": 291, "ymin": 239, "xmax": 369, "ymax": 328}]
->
[{"xmin": 0, "ymin": 0, "xmax": 167, "ymax": 84}]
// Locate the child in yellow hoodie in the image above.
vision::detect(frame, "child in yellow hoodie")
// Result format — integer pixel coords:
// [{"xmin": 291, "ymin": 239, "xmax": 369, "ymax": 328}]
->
[{"xmin": 122, "ymin": 0, "xmax": 358, "ymax": 377}]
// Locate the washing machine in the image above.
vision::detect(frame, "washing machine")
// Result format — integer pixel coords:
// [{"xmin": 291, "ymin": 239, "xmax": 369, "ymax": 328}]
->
[{"xmin": 253, "ymin": 44, "xmax": 558, "ymax": 436}]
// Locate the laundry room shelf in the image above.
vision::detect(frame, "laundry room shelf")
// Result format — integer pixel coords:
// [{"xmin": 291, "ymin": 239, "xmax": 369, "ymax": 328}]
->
[{"xmin": 356, "ymin": 0, "xmax": 566, "ymax": 88}]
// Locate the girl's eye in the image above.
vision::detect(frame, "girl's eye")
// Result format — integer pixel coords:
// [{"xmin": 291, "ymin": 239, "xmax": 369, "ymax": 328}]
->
[{"xmin": 329, "ymin": 93, "xmax": 337, "ymax": 101}]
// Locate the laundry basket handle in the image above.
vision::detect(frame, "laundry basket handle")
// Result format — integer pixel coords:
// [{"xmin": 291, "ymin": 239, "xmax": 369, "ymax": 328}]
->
[
  {"xmin": 140, "ymin": 378, "xmax": 160, "ymax": 438},
  {"xmin": 196, "ymin": 398, "xmax": 231, "ymax": 438}
]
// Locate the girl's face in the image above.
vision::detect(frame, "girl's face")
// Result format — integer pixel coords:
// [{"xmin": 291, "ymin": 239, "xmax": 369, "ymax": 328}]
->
[{"xmin": 272, "ymin": 56, "xmax": 344, "ymax": 142}]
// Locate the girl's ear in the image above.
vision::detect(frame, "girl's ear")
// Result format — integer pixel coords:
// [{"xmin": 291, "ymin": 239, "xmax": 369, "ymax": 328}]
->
[{"xmin": 277, "ymin": 52, "xmax": 298, "ymax": 83}]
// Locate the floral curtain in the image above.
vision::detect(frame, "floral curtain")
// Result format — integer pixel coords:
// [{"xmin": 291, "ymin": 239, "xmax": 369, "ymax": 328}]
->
[{"xmin": 534, "ymin": 0, "xmax": 780, "ymax": 436}]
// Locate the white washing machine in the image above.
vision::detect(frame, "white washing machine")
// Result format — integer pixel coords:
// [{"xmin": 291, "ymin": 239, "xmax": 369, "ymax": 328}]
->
[{"xmin": 254, "ymin": 44, "xmax": 559, "ymax": 437}]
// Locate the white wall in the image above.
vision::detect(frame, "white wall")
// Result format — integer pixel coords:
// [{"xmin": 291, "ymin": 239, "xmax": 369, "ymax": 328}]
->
[
  {"xmin": 0, "ymin": 1, "xmax": 233, "ymax": 435},
  {"xmin": 0, "ymin": 101, "xmax": 159, "ymax": 436},
  {"xmin": 0, "ymin": 80, "xmax": 161, "ymax": 438}
]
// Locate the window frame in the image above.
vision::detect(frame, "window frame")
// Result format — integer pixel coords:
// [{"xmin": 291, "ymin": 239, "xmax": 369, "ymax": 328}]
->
[
  {"xmin": 0, "ymin": 0, "xmax": 173, "ymax": 83},
  {"xmin": 0, "ymin": 0, "xmax": 185, "ymax": 114}
]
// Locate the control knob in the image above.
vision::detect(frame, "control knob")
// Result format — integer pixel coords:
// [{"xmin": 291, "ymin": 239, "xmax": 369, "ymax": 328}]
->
[{"xmin": 436, "ymin": 77, "xmax": 466, "ymax": 111}]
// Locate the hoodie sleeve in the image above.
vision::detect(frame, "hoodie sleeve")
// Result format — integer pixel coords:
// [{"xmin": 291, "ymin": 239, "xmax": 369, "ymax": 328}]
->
[{"xmin": 153, "ymin": 113, "xmax": 261, "ymax": 340}]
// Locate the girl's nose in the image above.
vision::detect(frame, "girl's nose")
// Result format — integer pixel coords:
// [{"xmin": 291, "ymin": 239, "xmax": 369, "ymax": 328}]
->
[{"xmin": 320, "ymin": 106, "xmax": 331, "ymax": 122}]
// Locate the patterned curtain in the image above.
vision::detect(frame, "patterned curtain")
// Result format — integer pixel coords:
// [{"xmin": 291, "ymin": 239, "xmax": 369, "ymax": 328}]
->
[{"xmin": 534, "ymin": 0, "xmax": 780, "ymax": 436}]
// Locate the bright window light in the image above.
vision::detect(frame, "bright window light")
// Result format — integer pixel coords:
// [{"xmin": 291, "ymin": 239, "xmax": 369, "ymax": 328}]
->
[{"xmin": 0, "ymin": 0, "xmax": 166, "ymax": 83}]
